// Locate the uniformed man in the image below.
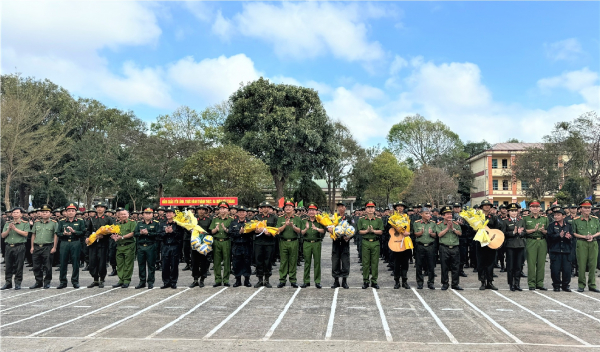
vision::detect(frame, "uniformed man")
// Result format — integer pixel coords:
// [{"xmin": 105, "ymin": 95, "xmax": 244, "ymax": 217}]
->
[
  {"xmin": 357, "ymin": 200, "xmax": 384, "ymax": 289},
  {"xmin": 437, "ymin": 206, "xmax": 463, "ymax": 290},
  {"xmin": 229, "ymin": 206, "xmax": 253, "ymax": 287},
  {"xmin": 501, "ymin": 203, "xmax": 525, "ymax": 291},
  {"xmin": 81, "ymin": 209, "xmax": 95, "ymax": 272},
  {"xmin": 518, "ymin": 200, "xmax": 549, "ymax": 290},
  {"xmin": 476, "ymin": 200, "xmax": 500, "ymax": 290},
  {"xmin": 331, "ymin": 202, "xmax": 353, "ymax": 289},
  {"xmin": 413, "ymin": 206, "xmax": 437, "ymax": 290},
  {"xmin": 496, "ymin": 204, "xmax": 508, "ymax": 272},
  {"xmin": 182, "ymin": 206, "xmax": 193, "ymax": 272},
  {"xmin": 572, "ymin": 199, "xmax": 600, "ymax": 292},
  {"xmin": 85, "ymin": 203, "xmax": 114, "ymax": 288},
  {"xmin": 253, "ymin": 201, "xmax": 277, "ymax": 288},
  {"xmin": 110, "ymin": 208, "xmax": 137, "ymax": 288},
  {"xmin": 1, "ymin": 208, "xmax": 30, "ymax": 290},
  {"xmin": 189, "ymin": 205, "xmax": 212, "ymax": 288},
  {"xmin": 107, "ymin": 207, "xmax": 118, "ymax": 277},
  {"xmin": 134, "ymin": 208, "xmax": 159, "ymax": 289},
  {"xmin": 565, "ymin": 203, "xmax": 579, "ymax": 277},
  {"xmin": 276, "ymin": 199, "xmax": 302, "ymax": 288},
  {"xmin": 300, "ymin": 203, "xmax": 325, "ymax": 289},
  {"xmin": 160, "ymin": 206, "xmax": 184, "ymax": 289},
  {"xmin": 209, "ymin": 201, "xmax": 233, "ymax": 287},
  {"xmin": 29, "ymin": 205, "xmax": 58, "ymax": 289},
  {"xmin": 56, "ymin": 203, "xmax": 86, "ymax": 289},
  {"xmin": 389, "ymin": 201, "xmax": 411, "ymax": 290},
  {"xmin": 547, "ymin": 208, "xmax": 574, "ymax": 292},
  {"xmin": 155, "ymin": 206, "xmax": 166, "ymax": 271}
]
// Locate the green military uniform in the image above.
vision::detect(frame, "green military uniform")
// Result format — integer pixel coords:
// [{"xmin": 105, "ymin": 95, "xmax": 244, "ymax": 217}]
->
[
  {"xmin": 209, "ymin": 211, "xmax": 233, "ymax": 285},
  {"xmin": 436, "ymin": 206, "xmax": 462, "ymax": 289},
  {"xmin": 56, "ymin": 206, "xmax": 86, "ymax": 287},
  {"xmin": 573, "ymin": 209, "xmax": 600, "ymax": 291},
  {"xmin": 518, "ymin": 205, "xmax": 549, "ymax": 289},
  {"xmin": 31, "ymin": 214, "xmax": 58, "ymax": 288},
  {"xmin": 413, "ymin": 216, "xmax": 438, "ymax": 287},
  {"xmin": 114, "ymin": 217, "xmax": 137, "ymax": 286},
  {"xmin": 357, "ymin": 201, "xmax": 384, "ymax": 287},
  {"xmin": 302, "ymin": 207, "xmax": 325, "ymax": 286},
  {"xmin": 2, "ymin": 217, "xmax": 30, "ymax": 288},
  {"xmin": 276, "ymin": 212, "xmax": 303, "ymax": 285},
  {"xmin": 134, "ymin": 214, "xmax": 160, "ymax": 288}
]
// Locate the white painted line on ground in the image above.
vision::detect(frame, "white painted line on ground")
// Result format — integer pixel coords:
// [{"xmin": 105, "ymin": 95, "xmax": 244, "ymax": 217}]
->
[
  {"xmin": 146, "ymin": 287, "xmax": 228, "ymax": 339},
  {"xmin": 0, "ymin": 289, "xmax": 80, "ymax": 313},
  {"xmin": 544, "ymin": 309, "xmax": 561, "ymax": 312},
  {"xmin": 202, "ymin": 287, "xmax": 264, "ymax": 340},
  {"xmin": 347, "ymin": 307, "xmax": 366, "ymax": 309},
  {"xmin": 0, "ymin": 289, "xmax": 38, "ymax": 301},
  {"xmin": 28, "ymin": 290, "xmax": 151, "ymax": 337},
  {"xmin": 73, "ymin": 306, "xmax": 91, "ymax": 308},
  {"xmin": 575, "ymin": 291, "xmax": 600, "ymax": 303},
  {"xmin": 373, "ymin": 288, "xmax": 393, "ymax": 342},
  {"xmin": 534, "ymin": 291, "xmax": 600, "ymax": 324},
  {"xmin": 493, "ymin": 290, "xmax": 591, "ymax": 346},
  {"xmin": 1, "ymin": 289, "xmax": 118, "ymax": 328},
  {"xmin": 441, "ymin": 308, "xmax": 463, "ymax": 311},
  {"xmin": 496, "ymin": 309, "xmax": 513, "ymax": 312},
  {"xmin": 324, "ymin": 287, "xmax": 338, "ymax": 341},
  {"xmin": 87, "ymin": 288, "xmax": 190, "ymax": 338},
  {"xmin": 452, "ymin": 289, "xmax": 523, "ymax": 344},
  {"xmin": 263, "ymin": 287, "xmax": 301, "ymax": 341},
  {"xmin": 411, "ymin": 288, "xmax": 458, "ymax": 344}
]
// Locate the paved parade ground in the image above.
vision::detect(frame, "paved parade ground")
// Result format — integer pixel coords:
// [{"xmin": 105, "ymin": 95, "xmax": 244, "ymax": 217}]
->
[{"xmin": 1, "ymin": 239, "xmax": 600, "ymax": 351}]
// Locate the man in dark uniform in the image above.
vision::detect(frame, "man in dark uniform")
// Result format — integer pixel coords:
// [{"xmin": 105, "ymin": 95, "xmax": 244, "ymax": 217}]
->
[
  {"xmin": 496, "ymin": 204, "xmax": 508, "ymax": 272},
  {"xmin": 437, "ymin": 206, "xmax": 463, "ymax": 290},
  {"xmin": 1, "ymin": 208, "xmax": 30, "ymax": 290},
  {"xmin": 182, "ymin": 206, "xmax": 194, "ymax": 271},
  {"xmin": 56, "ymin": 203, "xmax": 86, "ymax": 289},
  {"xmin": 565, "ymin": 203, "xmax": 579, "ymax": 276},
  {"xmin": 81, "ymin": 209, "xmax": 95, "ymax": 272},
  {"xmin": 547, "ymin": 208, "xmax": 574, "ymax": 292},
  {"xmin": 160, "ymin": 206, "xmax": 184, "ymax": 289},
  {"xmin": 229, "ymin": 206, "xmax": 253, "ymax": 287},
  {"xmin": 189, "ymin": 205, "xmax": 212, "ymax": 288},
  {"xmin": 253, "ymin": 201, "xmax": 277, "ymax": 288},
  {"xmin": 477, "ymin": 200, "xmax": 500, "ymax": 290},
  {"xmin": 155, "ymin": 206, "xmax": 167, "ymax": 271},
  {"xmin": 331, "ymin": 202, "xmax": 353, "ymax": 289},
  {"xmin": 29, "ymin": 205, "xmax": 58, "ymax": 289},
  {"xmin": 501, "ymin": 203, "xmax": 525, "ymax": 291},
  {"xmin": 134, "ymin": 207, "xmax": 160, "ymax": 289},
  {"xmin": 357, "ymin": 200, "xmax": 384, "ymax": 289},
  {"xmin": 106, "ymin": 207, "xmax": 119, "ymax": 277},
  {"xmin": 453, "ymin": 202, "xmax": 469, "ymax": 277},
  {"xmin": 85, "ymin": 203, "xmax": 114, "ymax": 288}
]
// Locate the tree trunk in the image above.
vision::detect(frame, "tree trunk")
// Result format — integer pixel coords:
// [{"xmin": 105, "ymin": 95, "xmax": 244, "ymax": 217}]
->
[
  {"xmin": 19, "ymin": 183, "xmax": 26, "ymax": 208},
  {"xmin": 332, "ymin": 180, "xmax": 336, "ymax": 212},
  {"xmin": 158, "ymin": 183, "xmax": 164, "ymax": 200},
  {"xmin": 272, "ymin": 171, "xmax": 285, "ymax": 201},
  {"xmin": 4, "ymin": 173, "xmax": 12, "ymax": 211}
]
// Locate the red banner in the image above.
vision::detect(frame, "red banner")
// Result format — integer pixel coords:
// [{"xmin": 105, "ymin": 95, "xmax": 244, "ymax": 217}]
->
[{"xmin": 160, "ymin": 197, "xmax": 238, "ymax": 206}]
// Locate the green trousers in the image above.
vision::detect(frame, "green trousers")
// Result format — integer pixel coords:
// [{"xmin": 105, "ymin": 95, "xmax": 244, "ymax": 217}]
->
[
  {"xmin": 576, "ymin": 240, "xmax": 598, "ymax": 289},
  {"xmin": 213, "ymin": 240, "xmax": 231, "ymax": 284},
  {"xmin": 279, "ymin": 240, "xmax": 298, "ymax": 283},
  {"xmin": 137, "ymin": 243, "xmax": 156, "ymax": 285},
  {"xmin": 116, "ymin": 242, "xmax": 135, "ymax": 284},
  {"xmin": 59, "ymin": 240, "xmax": 80, "ymax": 285},
  {"xmin": 362, "ymin": 240, "xmax": 379, "ymax": 284},
  {"xmin": 303, "ymin": 241, "xmax": 322, "ymax": 284},
  {"xmin": 526, "ymin": 238, "xmax": 547, "ymax": 288}
]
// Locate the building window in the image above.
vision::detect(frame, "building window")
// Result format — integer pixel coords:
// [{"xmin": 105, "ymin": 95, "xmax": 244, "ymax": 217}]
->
[
  {"xmin": 492, "ymin": 159, "xmax": 498, "ymax": 169},
  {"xmin": 503, "ymin": 201, "xmax": 509, "ymax": 205},
  {"xmin": 502, "ymin": 159, "xmax": 508, "ymax": 169},
  {"xmin": 493, "ymin": 201, "xmax": 499, "ymax": 206},
  {"xmin": 502, "ymin": 180, "xmax": 509, "ymax": 190},
  {"xmin": 493, "ymin": 180, "xmax": 498, "ymax": 190},
  {"xmin": 521, "ymin": 180, "xmax": 529, "ymax": 190}
]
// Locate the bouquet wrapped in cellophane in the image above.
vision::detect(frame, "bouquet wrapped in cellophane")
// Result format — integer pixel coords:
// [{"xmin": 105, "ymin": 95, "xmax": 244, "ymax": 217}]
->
[
  {"xmin": 316, "ymin": 212, "xmax": 341, "ymax": 228},
  {"xmin": 87, "ymin": 225, "xmax": 120, "ymax": 246},
  {"xmin": 173, "ymin": 210, "xmax": 210, "ymax": 253},
  {"xmin": 459, "ymin": 207, "xmax": 490, "ymax": 246},
  {"xmin": 331, "ymin": 219, "xmax": 355, "ymax": 240},
  {"xmin": 244, "ymin": 220, "xmax": 278, "ymax": 236},
  {"xmin": 388, "ymin": 211, "xmax": 410, "ymax": 233}
]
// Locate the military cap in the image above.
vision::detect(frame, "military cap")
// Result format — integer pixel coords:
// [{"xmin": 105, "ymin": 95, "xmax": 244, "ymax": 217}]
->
[
  {"xmin": 528, "ymin": 199, "xmax": 541, "ymax": 207},
  {"xmin": 197, "ymin": 204, "xmax": 209, "ymax": 210},
  {"xmin": 440, "ymin": 206, "xmax": 452, "ymax": 214},
  {"xmin": 65, "ymin": 203, "xmax": 78, "ymax": 210},
  {"xmin": 393, "ymin": 201, "xmax": 407, "ymax": 209},
  {"xmin": 424, "ymin": 202, "xmax": 433, "ymax": 208},
  {"xmin": 365, "ymin": 200, "xmax": 376, "ymax": 207},
  {"xmin": 76, "ymin": 210, "xmax": 83, "ymax": 215},
  {"xmin": 432, "ymin": 208, "xmax": 440, "ymax": 213},
  {"xmin": 580, "ymin": 199, "xmax": 593, "ymax": 207},
  {"xmin": 39, "ymin": 204, "xmax": 52, "ymax": 212},
  {"xmin": 473, "ymin": 204, "xmax": 480, "ymax": 209},
  {"xmin": 506, "ymin": 203, "xmax": 519, "ymax": 211},
  {"xmin": 10, "ymin": 207, "xmax": 25, "ymax": 213},
  {"xmin": 115, "ymin": 207, "xmax": 126, "ymax": 212},
  {"xmin": 452, "ymin": 202, "xmax": 462, "ymax": 208},
  {"xmin": 258, "ymin": 201, "xmax": 273, "ymax": 209},
  {"xmin": 553, "ymin": 208, "xmax": 566, "ymax": 215},
  {"xmin": 499, "ymin": 204, "xmax": 507, "ymax": 210},
  {"xmin": 229, "ymin": 204, "xmax": 238, "ymax": 210},
  {"xmin": 217, "ymin": 201, "xmax": 229, "ymax": 208},
  {"xmin": 164, "ymin": 206, "xmax": 176, "ymax": 213},
  {"xmin": 336, "ymin": 201, "xmax": 345, "ymax": 206},
  {"xmin": 143, "ymin": 207, "xmax": 153, "ymax": 213},
  {"xmin": 237, "ymin": 205, "xmax": 247, "ymax": 212},
  {"xmin": 307, "ymin": 202, "xmax": 318, "ymax": 210},
  {"xmin": 106, "ymin": 209, "xmax": 115, "ymax": 214},
  {"xmin": 480, "ymin": 199, "xmax": 493, "ymax": 206},
  {"xmin": 283, "ymin": 198, "xmax": 295, "ymax": 207},
  {"xmin": 94, "ymin": 202, "xmax": 108, "ymax": 209}
]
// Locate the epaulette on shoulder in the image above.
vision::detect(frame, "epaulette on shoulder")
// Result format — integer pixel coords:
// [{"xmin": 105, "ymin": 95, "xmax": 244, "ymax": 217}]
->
[
  {"xmin": 414, "ymin": 219, "xmax": 422, "ymax": 223},
  {"xmin": 574, "ymin": 216, "xmax": 581, "ymax": 220},
  {"xmin": 592, "ymin": 215, "xmax": 598, "ymax": 219},
  {"xmin": 51, "ymin": 219, "xmax": 57, "ymax": 222},
  {"xmin": 153, "ymin": 220, "xmax": 159, "ymax": 223},
  {"xmin": 34, "ymin": 220, "xmax": 40, "ymax": 223}
]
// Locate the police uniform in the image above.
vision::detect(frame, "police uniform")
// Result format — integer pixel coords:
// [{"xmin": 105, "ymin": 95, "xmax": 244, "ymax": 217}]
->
[
  {"xmin": 331, "ymin": 202, "xmax": 353, "ymax": 289},
  {"xmin": 517, "ymin": 200, "xmax": 549, "ymax": 290},
  {"xmin": 437, "ymin": 206, "xmax": 463, "ymax": 290},
  {"xmin": 160, "ymin": 207, "xmax": 184, "ymax": 289},
  {"xmin": 300, "ymin": 203, "xmax": 325, "ymax": 288},
  {"xmin": 572, "ymin": 199, "xmax": 600, "ymax": 292},
  {"xmin": 189, "ymin": 205, "xmax": 212, "ymax": 288},
  {"xmin": 500, "ymin": 203, "xmax": 525, "ymax": 291},
  {"xmin": 134, "ymin": 208, "xmax": 160, "ymax": 289},
  {"xmin": 112, "ymin": 208, "xmax": 137, "ymax": 288},
  {"xmin": 547, "ymin": 208, "xmax": 574, "ymax": 291},
  {"xmin": 209, "ymin": 201, "xmax": 233, "ymax": 287},
  {"xmin": 276, "ymin": 199, "xmax": 303, "ymax": 288},
  {"xmin": 56, "ymin": 203, "xmax": 86, "ymax": 289},
  {"xmin": 30, "ymin": 205, "xmax": 57, "ymax": 289},
  {"xmin": 477, "ymin": 200, "xmax": 500, "ymax": 290},
  {"xmin": 413, "ymin": 208, "xmax": 437, "ymax": 289},
  {"xmin": 357, "ymin": 200, "xmax": 384, "ymax": 289},
  {"xmin": 229, "ymin": 206, "xmax": 253, "ymax": 287},
  {"xmin": 86, "ymin": 203, "xmax": 114, "ymax": 287},
  {"xmin": 1, "ymin": 208, "xmax": 30, "ymax": 290}
]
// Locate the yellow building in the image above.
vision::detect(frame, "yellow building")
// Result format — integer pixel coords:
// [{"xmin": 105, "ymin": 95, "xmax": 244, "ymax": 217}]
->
[{"xmin": 467, "ymin": 143, "xmax": 553, "ymax": 208}]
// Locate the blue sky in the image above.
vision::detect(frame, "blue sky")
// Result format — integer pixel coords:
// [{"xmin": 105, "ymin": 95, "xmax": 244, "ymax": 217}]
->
[{"xmin": 3, "ymin": 1, "xmax": 599, "ymax": 146}]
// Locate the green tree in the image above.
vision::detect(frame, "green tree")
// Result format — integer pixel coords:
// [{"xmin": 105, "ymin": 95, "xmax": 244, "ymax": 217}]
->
[
  {"xmin": 513, "ymin": 145, "xmax": 562, "ymax": 200},
  {"xmin": 405, "ymin": 166, "xmax": 459, "ymax": 206},
  {"xmin": 364, "ymin": 151, "xmax": 412, "ymax": 206},
  {"xmin": 181, "ymin": 144, "xmax": 270, "ymax": 206},
  {"xmin": 293, "ymin": 177, "xmax": 327, "ymax": 210},
  {"xmin": 224, "ymin": 77, "xmax": 338, "ymax": 200},
  {"xmin": 344, "ymin": 145, "xmax": 380, "ymax": 207}
]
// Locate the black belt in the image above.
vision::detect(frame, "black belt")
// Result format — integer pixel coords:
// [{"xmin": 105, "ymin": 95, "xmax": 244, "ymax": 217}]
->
[
  {"xmin": 527, "ymin": 238, "xmax": 544, "ymax": 240},
  {"xmin": 417, "ymin": 242, "xmax": 432, "ymax": 247},
  {"xmin": 364, "ymin": 239, "xmax": 378, "ymax": 242},
  {"xmin": 7, "ymin": 243, "xmax": 24, "ymax": 247},
  {"xmin": 216, "ymin": 238, "xmax": 230, "ymax": 242},
  {"xmin": 440, "ymin": 244, "xmax": 457, "ymax": 249},
  {"xmin": 139, "ymin": 243, "xmax": 155, "ymax": 247},
  {"xmin": 35, "ymin": 243, "xmax": 53, "ymax": 247},
  {"xmin": 282, "ymin": 238, "xmax": 297, "ymax": 242},
  {"xmin": 577, "ymin": 238, "xmax": 594, "ymax": 241},
  {"xmin": 306, "ymin": 239, "xmax": 321, "ymax": 243}
]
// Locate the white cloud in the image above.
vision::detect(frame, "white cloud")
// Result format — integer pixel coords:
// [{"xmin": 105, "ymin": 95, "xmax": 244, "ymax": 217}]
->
[
  {"xmin": 167, "ymin": 54, "xmax": 262, "ymax": 104},
  {"xmin": 215, "ymin": 2, "xmax": 387, "ymax": 62},
  {"xmin": 212, "ymin": 10, "xmax": 235, "ymax": 40},
  {"xmin": 537, "ymin": 67, "xmax": 598, "ymax": 97},
  {"xmin": 545, "ymin": 38, "xmax": 584, "ymax": 61}
]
